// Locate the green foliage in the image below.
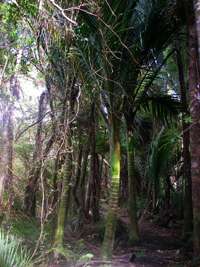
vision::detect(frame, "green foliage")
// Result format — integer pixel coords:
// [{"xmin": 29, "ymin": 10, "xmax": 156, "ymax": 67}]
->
[
  {"xmin": 140, "ymin": 94, "xmax": 182, "ymax": 124},
  {"xmin": 15, "ymin": 143, "xmax": 33, "ymax": 160},
  {"xmin": 0, "ymin": 230, "xmax": 32, "ymax": 267},
  {"xmin": 95, "ymin": 131, "xmax": 109, "ymax": 154},
  {"xmin": 146, "ymin": 126, "xmax": 181, "ymax": 194},
  {"xmin": 139, "ymin": 0, "xmax": 179, "ymax": 53},
  {"xmin": 10, "ymin": 216, "xmax": 40, "ymax": 245}
]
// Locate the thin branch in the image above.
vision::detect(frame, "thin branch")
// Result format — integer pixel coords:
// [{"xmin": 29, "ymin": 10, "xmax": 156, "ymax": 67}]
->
[
  {"xmin": 0, "ymin": 57, "xmax": 9, "ymax": 87},
  {"xmin": 48, "ymin": 0, "xmax": 77, "ymax": 26},
  {"xmin": 15, "ymin": 111, "xmax": 51, "ymax": 141}
]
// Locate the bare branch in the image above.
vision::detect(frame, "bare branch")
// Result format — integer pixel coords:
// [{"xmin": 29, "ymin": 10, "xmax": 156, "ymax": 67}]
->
[
  {"xmin": 48, "ymin": 0, "xmax": 77, "ymax": 26},
  {"xmin": 15, "ymin": 111, "xmax": 51, "ymax": 141}
]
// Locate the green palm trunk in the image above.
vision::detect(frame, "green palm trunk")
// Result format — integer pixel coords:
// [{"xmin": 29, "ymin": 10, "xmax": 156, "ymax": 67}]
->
[
  {"xmin": 126, "ymin": 131, "xmax": 139, "ymax": 243},
  {"xmin": 54, "ymin": 134, "xmax": 72, "ymax": 252},
  {"xmin": 102, "ymin": 115, "xmax": 121, "ymax": 259}
]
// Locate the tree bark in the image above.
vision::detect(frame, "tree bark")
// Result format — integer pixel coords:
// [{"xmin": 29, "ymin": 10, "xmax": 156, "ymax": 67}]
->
[
  {"xmin": 194, "ymin": 0, "xmax": 200, "ymax": 61},
  {"xmin": 54, "ymin": 131, "xmax": 72, "ymax": 250},
  {"xmin": 85, "ymin": 103, "xmax": 101, "ymax": 222},
  {"xmin": 5, "ymin": 105, "xmax": 14, "ymax": 210},
  {"xmin": 73, "ymin": 142, "xmax": 83, "ymax": 208},
  {"xmin": 0, "ymin": 111, "xmax": 7, "ymax": 207},
  {"xmin": 126, "ymin": 130, "xmax": 139, "ymax": 243},
  {"xmin": 187, "ymin": 0, "xmax": 200, "ymax": 256},
  {"xmin": 0, "ymin": 49, "xmax": 22, "ymax": 209},
  {"xmin": 175, "ymin": 43, "xmax": 193, "ymax": 236},
  {"xmin": 24, "ymin": 91, "xmax": 47, "ymax": 216},
  {"xmin": 102, "ymin": 114, "xmax": 121, "ymax": 259}
]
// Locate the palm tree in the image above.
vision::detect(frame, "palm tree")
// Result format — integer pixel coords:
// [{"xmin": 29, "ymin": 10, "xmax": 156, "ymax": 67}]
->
[
  {"xmin": 75, "ymin": 0, "xmax": 181, "ymax": 258},
  {"xmin": 175, "ymin": 41, "xmax": 193, "ymax": 237}
]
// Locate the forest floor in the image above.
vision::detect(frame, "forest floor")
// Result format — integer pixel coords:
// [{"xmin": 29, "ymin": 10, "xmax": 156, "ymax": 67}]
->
[{"xmin": 48, "ymin": 212, "xmax": 191, "ymax": 267}]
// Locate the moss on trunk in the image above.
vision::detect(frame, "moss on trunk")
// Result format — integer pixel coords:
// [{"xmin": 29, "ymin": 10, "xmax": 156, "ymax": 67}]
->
[
  {"xmin": 102, "ymin": 115, "xmax": 121, "ymax": 259},
  {"xmin": 54, "ymin": 134, "xmax": 72, "ymax": 252}
]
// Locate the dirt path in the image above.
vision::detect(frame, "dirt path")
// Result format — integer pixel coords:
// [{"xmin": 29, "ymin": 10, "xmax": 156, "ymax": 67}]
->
[
  {"xmin": 49, "ymin": 218, "xmax": 186, "ymax": 267},
  {"xmin": 82, "ymin": 220, "xmax": 185, "ymax": 267}
]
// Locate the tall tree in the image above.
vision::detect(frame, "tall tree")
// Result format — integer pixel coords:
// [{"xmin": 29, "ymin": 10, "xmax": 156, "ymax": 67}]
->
[
  {"xmin": 24, "ymin": 91, "xmax": 48, "ymax": 216},
  {"xmin": 186, "ymin": 0, "xmax": 200, "ymax": 256},
  {"xmin": 175, "ymin": 42, "xmax": 193, "ymax": 237},
  {"xmin": 194, "ymin": 0, "xmax": 200, "ymax": 60},
  {"xmin": 76, "ymin": 0, "xmax": 181, "ymax": 258}
]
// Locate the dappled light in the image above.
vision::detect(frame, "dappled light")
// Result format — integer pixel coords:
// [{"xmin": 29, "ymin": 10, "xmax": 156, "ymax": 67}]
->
[{"xmin": 0, "ymin": 0, "xmax": 200, "ymax": 266}]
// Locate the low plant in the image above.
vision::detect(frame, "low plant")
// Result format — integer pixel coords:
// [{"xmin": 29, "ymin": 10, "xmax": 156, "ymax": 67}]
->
[{"xmin": 0, "ymin": 229, "xmax": 33, "ymax": 267}]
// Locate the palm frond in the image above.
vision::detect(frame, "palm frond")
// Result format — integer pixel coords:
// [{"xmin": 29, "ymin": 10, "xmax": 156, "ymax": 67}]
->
[
  {"xmin": 139, "ymin": 94, "xmax": 182, "ymax": 124},
  {"xmin": 146, "ymin": 126, "xmax": 181, "ymax": 193},
  {"xmin": 139, "ymin": 0, "xmax": 179, "ymax": 56}
]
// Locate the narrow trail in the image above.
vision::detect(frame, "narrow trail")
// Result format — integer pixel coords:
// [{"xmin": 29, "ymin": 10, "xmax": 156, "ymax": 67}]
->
[
  {"xmin": 49, "ymin": 218, "xmax": 186, "ymax": 267},
  {"xmin": 106, "ymin": 219, "xmax": 185, "ymax": 267}
]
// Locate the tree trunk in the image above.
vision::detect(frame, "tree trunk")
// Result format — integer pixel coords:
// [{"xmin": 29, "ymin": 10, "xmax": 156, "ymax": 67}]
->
[
  {"xmin": 187, "ymin": 0, "xmax": 200, "ymax": 256},
  {"xmin": 175, "ymin": 43, "xmax": 193, "ymax": 236},
  {"xmin": 79, "ymin": 138, "xmax": 90, "ymax": 215},
  {"xmin": 5, "ymin": 105, "xmax": 14, "ymax": 210},
  {"xmin": 0, "ymin": 112, "xmax": 7, "ymax": 207},
  {"xmin": 54, "ymin": 131, "xmax": 72, "ymax": 251},
  {"xmin": 194, "ymin": 0, "xmax": 200, "ymax": 61},
  {"xmin": 52, "ymin": 151, "xmax": 63, "ymax": 207},
  {"xmin": 91, "ymin": 153, "xmax": 100, "ymax": 222},
  {"xmin": 120, "ymin": 156, "xmax": 128, "ymax": 204},
  {"xmin": 0, "ymin": 49, "xmax": 22, "ymax": 210},
  {"xmin": 73, "ymin": 142, "xmax": 83, "ymax": 209},
  {"xmin": 102, "ymin": 114, "xmax": 121, "ymax": 259},
  {"xmin": 24, "ymin": 91, "xmax": 47, "ymax": 216},
  {"xmin": 126, "ymin": 130, "xmax": 139, "ymax": 243},
  {"xmin": 85, "ymin": 103, "xmax": 101, "ymax": 222},
  {"xmin": 165, "ymin": 176, "xmax": 171, "ymax": 210}
]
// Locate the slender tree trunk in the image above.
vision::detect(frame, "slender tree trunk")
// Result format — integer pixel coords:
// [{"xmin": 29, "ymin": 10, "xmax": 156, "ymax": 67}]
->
[
  {"xmin": 85, "ymin": 103, "xmax": 100, "ymax": 222},
  {"xmin": 54, "ymin": 131, "xmax": 72, "ymax": 251},
  {"xmin": 73, "ymin": 142, "xmax": 83, "ymax": 208},
  {"xmin": 91, "ymin": 153, "xmax": 100, "ymax": 222},
  {"xmin": 5, "ymin": 106, "xmax": 14, "ymax": 210},
  {"xmin": 85, "ymin": 171, "xmax": 92, "ymax": 220},
  {"xmin": 24, "ymin": 91, "xmax": 47, "ymax": 216},
  {"xmin": 120, "ymin": 156, "xmax": 128, "ymax": 204},
  {"xmin": 102, "ymin": 114, "xmax": 121, "ymax": 259},
  {"xmin": 52, "ymin": 151, "xmax": 62, "ymax": 207},
  {"xmin": 126, "ymin": 130, "xmax": 139, "ymax": 243},
  {"xmin": 79, "ymin": 139, "xmax": 90, "ymax": 215},
  {"xmin": 187, "ymin": 0, "xmax": 200, "ymax": 256},
  {"xmin": 0, "ymin": 113, "xmax": 7, "ymax": 207},
  {"xmin": 0, "ymin": 49, "xmax": 22, "ymax": 210},
  {"xmin": 165, "ymin": 176, "xmax": 171, "ymax": 210},
  {"xmin": 175, "ymin": 44, "xmax": 193, "ymax": 236},
  {"xmin": 194, "ymin": 0, "xmax": 200, "ymax": 60}
]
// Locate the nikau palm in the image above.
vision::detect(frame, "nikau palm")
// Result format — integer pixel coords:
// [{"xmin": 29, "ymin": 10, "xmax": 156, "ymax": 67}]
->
[
  {"xmin": 76, "ymin": 0, "xmax": 181, "ymax": 258},
  {"xmin": 2, "ymin": 0, "xmax": 200, "ymax": 264}
]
